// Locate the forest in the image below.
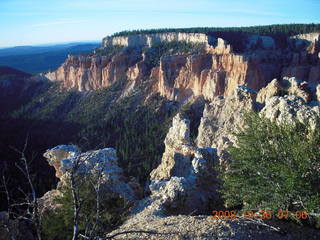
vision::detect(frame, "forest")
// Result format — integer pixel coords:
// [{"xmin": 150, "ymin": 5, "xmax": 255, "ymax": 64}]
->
[{"xmin": 111, "ymin": 24, "xmax": 320, "ymax": 37}]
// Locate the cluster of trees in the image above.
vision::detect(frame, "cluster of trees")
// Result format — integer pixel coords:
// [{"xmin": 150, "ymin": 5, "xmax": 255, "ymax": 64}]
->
[{"xmin": 111, "ymin": 24, "xmax": 320, "ymax": 38}]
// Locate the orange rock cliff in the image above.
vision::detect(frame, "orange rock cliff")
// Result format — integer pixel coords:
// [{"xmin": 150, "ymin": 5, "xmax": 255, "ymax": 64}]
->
[{"xmin": 45, "ymin": 32, "xmax": 320, "ymax": 101}]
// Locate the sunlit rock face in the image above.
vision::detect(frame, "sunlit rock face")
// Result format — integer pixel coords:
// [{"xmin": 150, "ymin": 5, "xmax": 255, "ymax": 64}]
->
[
  {"xmin": 43, "ymin": 145, "xmax": 80, "ymax": 179},
  {"xmin": 43, "ymin": 145, "xmax": 138, "ymax": 201}
]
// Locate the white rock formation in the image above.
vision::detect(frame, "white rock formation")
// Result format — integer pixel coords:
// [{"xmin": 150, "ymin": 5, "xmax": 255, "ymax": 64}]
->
[
  {"xmin": 197, "ymin": 86, "xmax": 258, "ymax": 163},
  {"xmin": 260, "ymin": 95, "xmax": 320, "ymax": 130},
  {"xmin": 289, "ymin": 32, "xmax": 320, "ymax": 53},
  {"xmin": 149, "ymin": 113, "xmax": 218, "ymax": 214},
  {"xmin": 43, "ymin": 145, "xmax": 80, "ymax": 179}
]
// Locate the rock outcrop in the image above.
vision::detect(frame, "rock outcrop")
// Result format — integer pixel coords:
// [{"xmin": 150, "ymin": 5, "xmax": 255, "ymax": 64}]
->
[
  {"xmin": 45, "ymin": 52, "xmax": 144, "ymax": 92},
  {"xmin": 317, "ymin": 84, "xmax": 320, "ymax": 101},
  {"xmin": 106, "ymin": 214, "xmax": 320, "ymax": 240},
  {"xmin": 150, "ymin": 114, "xmax": 194, "ymax": 180},
  {"xmin": 257, "ymin": 77, "xmax": 314, "ymax": 104},
  {"xmin": 43, "ymin": 145, "xmax": 138, "ymax": 201},
  {"xmin": 43, "ymin": 145, "xmax": 80, "ymax": 179},
  {"xmin": 284, "ymin": 77, "xmax": 313, "ymax": 102}
]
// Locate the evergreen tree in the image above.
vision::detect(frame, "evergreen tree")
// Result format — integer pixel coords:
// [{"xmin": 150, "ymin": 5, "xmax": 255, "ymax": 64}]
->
[{"xmin": 220, "ymin": 112, "xmax": 320, "ymax": 215}]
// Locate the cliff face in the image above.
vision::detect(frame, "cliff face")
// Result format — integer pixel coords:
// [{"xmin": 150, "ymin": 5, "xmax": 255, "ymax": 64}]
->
[
  {"xmin": 45, "ymin": 53, "xmax": 143, "ymax": 91},
  {"xmin": 102, "ymin": 32, "xmax": 213, "ymax": 48},
  {"xmin": 46, "ymin": 32, "xmax": 320, "ymax": 101}
]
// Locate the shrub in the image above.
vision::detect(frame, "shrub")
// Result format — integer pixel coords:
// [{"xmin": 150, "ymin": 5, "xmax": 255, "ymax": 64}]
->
[{"xmin": 219, "ymin": 112, "xmax": 320, "ymax": 216}]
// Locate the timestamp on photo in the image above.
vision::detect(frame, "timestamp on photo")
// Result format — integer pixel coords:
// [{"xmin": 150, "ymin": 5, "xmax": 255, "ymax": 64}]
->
[{"xmin": 210, "ymin": 209, "xmax": 309, "ymax": 220}]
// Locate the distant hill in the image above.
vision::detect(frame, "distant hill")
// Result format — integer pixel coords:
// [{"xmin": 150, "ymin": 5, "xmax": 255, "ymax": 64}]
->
[
  {"xmin": 0, "ymin": 66, "xmax": 31, "ymax": 78},
  {"xmin": 0, "ymin": 42, "xmax": 100, "ymax": 74},
  {"xmin": 0, "ymin": 66, "xmax": 47, "ymax": 116},
  {"xmin": 0, "ymin": 42, "xmax": 100, "ymax": 57}
]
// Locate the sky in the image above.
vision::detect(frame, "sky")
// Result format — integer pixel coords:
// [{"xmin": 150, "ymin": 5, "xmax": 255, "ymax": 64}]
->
[{"xmin": 0, "ymin": 0, "xmax": 319, "ymax": 47}]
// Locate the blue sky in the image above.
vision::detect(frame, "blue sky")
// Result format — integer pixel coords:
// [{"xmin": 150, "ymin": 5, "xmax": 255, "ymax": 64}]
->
[{"xmin": 0, "ymin": 0, "xmax": 319, "ymax": 47}]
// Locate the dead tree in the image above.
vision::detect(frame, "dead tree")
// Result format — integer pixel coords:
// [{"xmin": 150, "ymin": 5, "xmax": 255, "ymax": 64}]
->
[
  {"xmin": 68, "ymin": 152, "xmax": 103, "ymax": 240},
  {"xmin": 69, "ymin": 154, "xmax": 85, "ymax": 240},
  {"xmin": 1, "ymin": 138, "xmax": 42, "ymax": 240},
  {"xmin": 68, "ymin": 151, "xmax": 115, "ymax": 240}
]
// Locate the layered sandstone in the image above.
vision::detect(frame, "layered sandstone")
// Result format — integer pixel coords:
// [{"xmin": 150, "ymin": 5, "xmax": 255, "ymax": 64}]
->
[{"xmin": 45, "ymin": 53, "xmax": 143, "ymax": 91}]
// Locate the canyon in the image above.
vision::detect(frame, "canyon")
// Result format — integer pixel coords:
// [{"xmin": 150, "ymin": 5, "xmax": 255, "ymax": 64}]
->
[{"xmin": 1, "ymin": 28, "xmax": 320, "ymax": 240}]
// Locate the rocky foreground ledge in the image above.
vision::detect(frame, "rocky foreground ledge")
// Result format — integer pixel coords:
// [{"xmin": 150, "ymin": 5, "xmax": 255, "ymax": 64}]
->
[
  {"xmin": 106, "ymin": 215, "xmax": 320, "ymax": 240},
  {"xmin": 37, "ymin": 82, "xmax": 320, "ymax": 239}
]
